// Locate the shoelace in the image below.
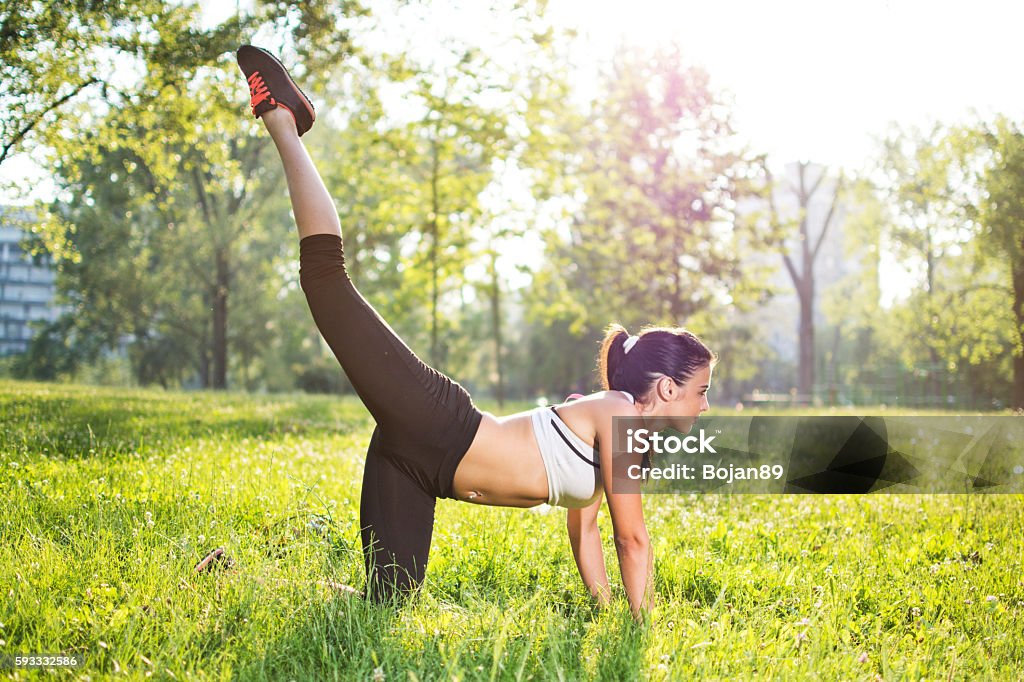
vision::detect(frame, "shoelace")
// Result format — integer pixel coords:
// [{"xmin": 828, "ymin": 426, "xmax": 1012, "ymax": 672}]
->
[{"xmin": 247, "ymin": 71, "xmax": 276, "ymax": 113}]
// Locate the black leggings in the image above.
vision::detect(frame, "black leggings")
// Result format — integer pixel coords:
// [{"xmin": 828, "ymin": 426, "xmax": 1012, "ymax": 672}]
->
[{"xmin": 298, "ymin": 233, "xmax": 483, "ymax": 602}]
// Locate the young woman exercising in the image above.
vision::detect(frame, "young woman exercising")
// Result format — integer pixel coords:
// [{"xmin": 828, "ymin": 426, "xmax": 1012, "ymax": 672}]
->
[{"xmin": 235, "ymin": 45, "xmax": 715, "ymax": 617}]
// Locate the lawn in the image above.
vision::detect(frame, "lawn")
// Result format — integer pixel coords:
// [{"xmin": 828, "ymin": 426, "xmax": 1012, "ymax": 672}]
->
[{"xmin": 1, "ymin": 379, "xmax": 1021, "ymax": 680}]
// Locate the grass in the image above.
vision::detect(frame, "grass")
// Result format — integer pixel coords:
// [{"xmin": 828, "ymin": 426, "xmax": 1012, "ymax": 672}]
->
[{"xmin": 0, "ymin": 378, "xmax": 1021, "ymax": 680}]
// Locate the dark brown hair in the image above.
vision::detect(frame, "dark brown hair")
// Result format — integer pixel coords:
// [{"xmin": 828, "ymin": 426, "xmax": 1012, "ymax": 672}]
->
[{"xmin": 598, "ymin": 323, "xmax": 716, "ymax": 399}]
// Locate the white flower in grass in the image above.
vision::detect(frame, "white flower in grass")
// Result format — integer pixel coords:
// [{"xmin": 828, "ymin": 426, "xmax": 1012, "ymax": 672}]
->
[
  {"xmin": 858, "ymin": 652, "xmax": 868, "ymax": 663},
  {"xmin": 372, "ymin": 666, "xmax": 385, "ymax": 681},
  {"xmin": 986, "ymin": 595, "xmax": 998, "ymax": 604}
]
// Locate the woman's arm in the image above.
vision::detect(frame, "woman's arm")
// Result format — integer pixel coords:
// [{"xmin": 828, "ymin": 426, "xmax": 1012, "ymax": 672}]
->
[
  {"xmin": 596, "ymin": 405, "xmax": 654, "ymax": 620},
  {"xmin": 567, "ymin": 491, "xmax": 610, "ymax": 605}
]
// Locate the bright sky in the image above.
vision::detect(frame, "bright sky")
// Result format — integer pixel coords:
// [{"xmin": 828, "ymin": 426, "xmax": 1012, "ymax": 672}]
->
[
  {"xmin": 5, "ymin": 0, "xmax": 1021, "ymax": 199},
  {"xmin": 550, "ymin": 0, "xmax": 1024, "ymax": 172}
]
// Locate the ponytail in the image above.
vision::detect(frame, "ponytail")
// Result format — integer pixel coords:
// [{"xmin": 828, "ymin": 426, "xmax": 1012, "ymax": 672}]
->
[
  {"xmin": 598, "ymin": 323, "xmax": 630, "ymax": 390},
  {"xmin": 595, "ymin": 323, "xmax": 716, "ymax": 399}
]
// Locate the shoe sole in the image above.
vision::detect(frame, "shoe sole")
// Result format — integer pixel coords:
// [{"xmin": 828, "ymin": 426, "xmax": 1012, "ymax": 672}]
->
[{"xmin": 239, "ymin": 45, "xmax": 316, "ymax": 129}]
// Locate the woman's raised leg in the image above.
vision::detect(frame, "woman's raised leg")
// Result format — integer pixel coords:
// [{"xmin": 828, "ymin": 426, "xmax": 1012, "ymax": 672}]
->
[
  {"xmin": 239, "ymin": 46, "xmax": 482, "ymax": 497},
  {"xmin": 261, "ymin": 107, "xmax": 341, "ymax": 240},
  {"xmin": 258, "ymin": 102, "xmax": 442, "ymax": 442}
]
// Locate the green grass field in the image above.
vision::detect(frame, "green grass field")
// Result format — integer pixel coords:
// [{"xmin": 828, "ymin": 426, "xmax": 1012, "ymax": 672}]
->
[{"xmin": 1, "ymin": 379, "xmax": 1021, "ymax": 680}]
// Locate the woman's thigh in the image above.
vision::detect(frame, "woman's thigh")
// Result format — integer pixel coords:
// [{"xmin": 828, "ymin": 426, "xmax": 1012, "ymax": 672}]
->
[
  {"xmin": 360, "ymin": 427, "xmax": 437, "ymax": 602},
  {"xmin": 300, "ymin": 233, "xmax": 481, "ymax": 451}
]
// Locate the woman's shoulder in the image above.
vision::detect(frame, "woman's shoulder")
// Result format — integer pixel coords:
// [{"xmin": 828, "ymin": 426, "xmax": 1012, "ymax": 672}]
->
[{"xmin": 574, "ymin": 390, "xmax": 639, "ymax": 417}]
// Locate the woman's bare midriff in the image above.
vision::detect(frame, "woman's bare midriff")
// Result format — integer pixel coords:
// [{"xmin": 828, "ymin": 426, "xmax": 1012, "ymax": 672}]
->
[
  {"xmin": 451, "ymin": 411, "xmax": 550, "ymax": 507},
  {"xmin": 451, "ymin": 393, "xmax": 630, "ymax": 508}
]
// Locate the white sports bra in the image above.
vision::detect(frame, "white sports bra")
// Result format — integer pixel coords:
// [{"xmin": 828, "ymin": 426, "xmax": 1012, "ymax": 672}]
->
[{"xmin": 530, "ymin": 391, "xmax": 635, "ymax": 508}]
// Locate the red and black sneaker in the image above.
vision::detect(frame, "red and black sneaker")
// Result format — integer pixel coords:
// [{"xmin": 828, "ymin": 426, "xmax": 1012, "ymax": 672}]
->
[
  {"xmin": 236, "ymin": 44, "xmax": 316, "ymax": 136},
  {"xmin": 194, "ymin": 546, "xmax": 236, "ymax": 574}
]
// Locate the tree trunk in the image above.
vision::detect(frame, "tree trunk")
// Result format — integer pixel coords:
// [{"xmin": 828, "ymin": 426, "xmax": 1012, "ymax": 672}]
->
[
  {"xmin": 1013, "ymin": 264, "xmax": 1024, "ymax": 410},
  {"xmin": 489, "ymin": 252, "xmax": 504, "ymax": 408},
  {"xmin": 773, "ymin": 162, "xmax": 841, "ymax": 404},
  {"xmin": 827, "ymin": 326, "xmax": 841, "ymax": 405},
  {"xmin": 212, "ymin": 246, "xmax": 229, "ymax": 390},
  {"xmin": 198, "ymin": 340, "xmax": 210, "ymax": 389},
  {"xmin": 428, "ymin": 139, "xmax": 440, "ymax": 368},
  {"xmin": 798, "ymin": 277, "xmax": 814, "ymax": 399}
]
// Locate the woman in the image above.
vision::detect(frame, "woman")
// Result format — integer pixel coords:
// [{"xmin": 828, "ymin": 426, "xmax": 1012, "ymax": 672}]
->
[{"xmin": 234, "ymin": 45, "xmax": 715, "ymax": 617}]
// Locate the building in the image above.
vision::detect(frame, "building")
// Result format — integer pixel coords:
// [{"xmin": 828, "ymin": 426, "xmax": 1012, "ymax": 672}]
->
[{"xmin": 0, "ymin": 211, "xmax": 60, "ymax": 355}]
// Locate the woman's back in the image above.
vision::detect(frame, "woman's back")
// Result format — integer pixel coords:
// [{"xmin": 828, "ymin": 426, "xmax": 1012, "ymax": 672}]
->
[{"xmin": 452, "ymin": 391, "xmax": 639, "ymax": 507}]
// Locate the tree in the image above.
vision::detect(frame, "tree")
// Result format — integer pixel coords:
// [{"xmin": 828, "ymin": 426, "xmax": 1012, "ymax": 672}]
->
[
  {"xmin": 391, "ymin": 48, "xmax": 516, "ymax": 370},
  {"xmin": 1, "ymin": 0, "xmax": 164, "ymax": 169},
  {"xmin": 877, "ymin": 124, "xmax": 976, "ymax": 398},
  {"xmin": 44, "ymin": 72, "xmax": 285, "ymax": 388},
  {"xmin": 824, "ymin": 129, "xmax": 1016, "ymax": 408},
  {"xmin": 765, "ymin": 161, "xmax": 844, "ymax": 399},
  {"xmin": 27, "ymin": 0, "xmax": 365, "ymax": 388},
  {"xmin": 1, "ymin": 0, "xmax": 363, "ymax": 171},
  {"xmin": 523, "ymin": 44, "xmax": 772, "ymax": 393},
  {"xmin": 818, "ymin": 178, "xmax": 896, "ymax": 404},
  {"xmin": 959, "ymin": 115, "xmax": 1024, "ymax": 408}
]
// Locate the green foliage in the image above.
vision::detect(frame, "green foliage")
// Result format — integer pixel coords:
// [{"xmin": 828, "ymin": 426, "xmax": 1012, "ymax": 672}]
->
[
  {"xmin": 833, "ymin": 123, "xmax": 1020, "ymax": 407},
  {"xmin": 308, "ymin": 5, "xmax": 566, "ymax": 394},
  {"xmin": 875, "ymin": 123, "xmax": 973, "ymax": 293},
  {"xmin": 11, "ymin": 0, "xmax": 367, "ymax": 390},
  {"xmin": 40, "ymin": 67, "xmax": 284, "ymax": 388},
  {"xmin": 1, "ymin": 379, "xmax": 1021, "ymax": 679},
  {"xmin": 9, "ymin": 315, "xmax": 87, "ymax": 381},
  {"xmin": 522, "ymin": 45, "xmax": 772, "ymax": 394},
  {"xmin": 1, "ymin": 0, "xmax": 164, "ymax": 168},
  {"xmin": 957, "ymin": 115, "xmax": 1024, "ymax": 406}
]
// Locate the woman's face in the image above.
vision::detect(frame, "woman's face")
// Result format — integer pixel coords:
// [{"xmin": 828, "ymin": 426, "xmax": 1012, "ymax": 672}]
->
[
  {"xmin": 673, "ymin": 364, "xmax": 712, "ymax": 418},
  {"xmin": 642, "ymin": 364, "xmax": 712, "ymax": 431}
]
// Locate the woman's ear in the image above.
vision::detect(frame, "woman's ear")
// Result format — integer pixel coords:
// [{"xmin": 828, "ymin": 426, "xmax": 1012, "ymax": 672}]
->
[{"xmin": 655, "ymin": 375, "xmax": 676, "ymax": 402}]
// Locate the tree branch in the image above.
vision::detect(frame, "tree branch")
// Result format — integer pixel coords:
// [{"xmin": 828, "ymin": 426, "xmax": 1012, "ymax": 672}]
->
[
  {"xmin": 806, "ymin": 162, "xmax": 827, "ymax": 200},
  {"xmin": 811, "ymin": 171, "xmax": 844, "ymax": 262},
  {"xmin": 782, "ymin": 252, "xmax": 801, "ymax": 287},
  {"xmin": 0, "ymin": 77, "xmax": 100, "ymax": 167}
]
